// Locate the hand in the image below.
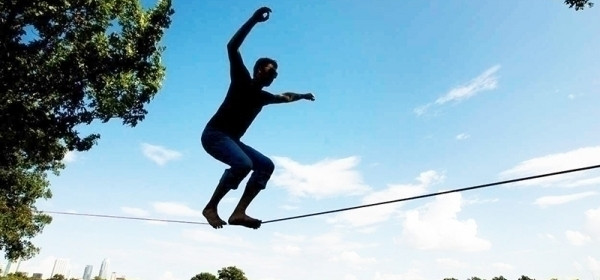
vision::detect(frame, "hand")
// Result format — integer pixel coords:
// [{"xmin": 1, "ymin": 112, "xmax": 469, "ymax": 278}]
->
[
  {"xmin": 304, "ymin": 93, "xmax": 315, "ymax": 101},
  {"xmin": 251, "ymin": 7, "xmax": 271, "ymax": 23}
]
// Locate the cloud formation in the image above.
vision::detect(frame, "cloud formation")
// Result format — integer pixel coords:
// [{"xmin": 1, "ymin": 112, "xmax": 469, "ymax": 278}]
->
[
  {"xmin": 152, "ymin": 202, "xmax": 202, "ymax": 217},
  {"xmin": 121, "ymin": 207, "xmax": 149, "ymax": 217},
  {"xmin": 271, "ymin": 156, "xmax": 371, "ymax": 199},
  {"xmin": 401, "ymin": 192, "xmax": 492, "ymax": 252},
  {"xmin": 415, "ymin": 65, "xmax": 500, "ymax": 115},
  {"xmin": 534, "ymin": 191, "xmax": 598, "ymax": 208},
  {"xmin": 500, "ymin": 146, "xmax": 600, "ymax": 187},
  {"xmin": 141, "ymin": 143, "xmax": 182, "ymax": 166},
  {"xmin": 332, "ymin": 170, "xmax": 444, "ymax": 228}
]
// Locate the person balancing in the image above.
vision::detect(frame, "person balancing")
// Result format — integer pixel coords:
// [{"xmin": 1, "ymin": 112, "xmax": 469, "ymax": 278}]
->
[{"xmin": 201, "ymin": 7, "xmax": 316, "ymax": 229}]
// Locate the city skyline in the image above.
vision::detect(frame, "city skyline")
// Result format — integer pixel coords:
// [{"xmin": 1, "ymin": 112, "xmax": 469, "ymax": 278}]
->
[
  {"xmin": 1, "ymin": 257, "xmax": 124, "ymax": 280},
  {"xmin": 51, "ymin": 258, "xmax": 70, "ymax": 279}
]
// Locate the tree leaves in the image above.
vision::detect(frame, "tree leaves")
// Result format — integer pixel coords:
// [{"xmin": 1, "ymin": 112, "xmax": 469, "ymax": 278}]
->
[
  {"xmin": 565, "ymin": 0, "xmax": 594, "ymax": 10},
  {"xmin": 0, "ymin": 0, "xmax": 173, "ymax": 261}
]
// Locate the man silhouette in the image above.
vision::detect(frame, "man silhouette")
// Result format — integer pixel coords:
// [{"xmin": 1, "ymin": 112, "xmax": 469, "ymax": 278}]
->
[{"xmin": 201, "ymin": 7, "xmax": 315, "ymax": 229}]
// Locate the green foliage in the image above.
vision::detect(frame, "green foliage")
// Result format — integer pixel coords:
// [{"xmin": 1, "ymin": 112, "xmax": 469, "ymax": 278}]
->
[
  {"xmin": 191, "ymin": 273, "xmax": 219, "ymax": 280},
  {"xmin": 0, "ymin": 0, "xmax": 173, "ymax": 261},
  {"xmin": 565, "ymin": 0, "xmax": 594, "ymax": 10},
  {"xmin": 217, "ymin": 266, "xmax": 248, "ymax": 280},
  {"xmin": 47, "ymin": 275, "xmax": 66, "ymax": 280},
  {"xmin": 517, "ymin": 276, "xmax": 535, "ymax": 280},
  {"xmin": 467, "ymin": 277, "xmax": 484, "ymax": 280},
  {"xmin": 491, "ymin": 277, "xmax": 507, "ymax": 280},
  {"xmin": 0, "ymin": 272, "xmax": 29, "ymax": 280}
]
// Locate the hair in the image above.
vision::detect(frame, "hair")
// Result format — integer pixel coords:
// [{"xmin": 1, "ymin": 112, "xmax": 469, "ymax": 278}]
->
[{"xmin": 253, "ymin": 57, "xmax": 278, "ymax": 76}]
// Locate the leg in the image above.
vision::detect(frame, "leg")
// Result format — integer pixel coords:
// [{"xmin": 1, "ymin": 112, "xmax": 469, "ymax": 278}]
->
[
  {"xmin": 201, "ymin": 128, "xmax": 253, "ymax": 229},
  {"xmin": 228, "ymin": 142, "xmax": 275, "ymax": 229}
]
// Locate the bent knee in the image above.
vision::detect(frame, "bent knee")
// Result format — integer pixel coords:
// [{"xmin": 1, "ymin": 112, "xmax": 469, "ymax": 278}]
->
[{"xmin": 262, "ymin": 158, "xmax": 275, "ymax": 175}]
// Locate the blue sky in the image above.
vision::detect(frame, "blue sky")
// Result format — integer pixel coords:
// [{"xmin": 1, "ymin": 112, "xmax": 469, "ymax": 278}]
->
[{"xmin": 4, "ymin": 0, "xmax": 600, "ymax": 279}]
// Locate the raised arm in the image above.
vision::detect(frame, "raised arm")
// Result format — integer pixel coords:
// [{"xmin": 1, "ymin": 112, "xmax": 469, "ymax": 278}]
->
[
  {"xmin": 268, "ymin": 92, "xmax": 316, "ymax": 104},
  {"xmin": 227, "ymin": 7, "xmax": 271, "ymax": 55}
]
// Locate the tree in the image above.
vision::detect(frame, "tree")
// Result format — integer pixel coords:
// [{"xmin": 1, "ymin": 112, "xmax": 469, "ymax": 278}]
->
[
  {"xmin": 467, "ymin": 277, "xmax": 484, "ymax": 280},
  {"xmin": 491, "ymin": 277, "xmax": 507, "ymax": 280},
  {"xmin": 517, "ymin": 276, "xmax": 535, "ymax": 280},
  {"xmin": 565, "ymin": 0, "xmax": 594, "ymax": 10},
  {"xmin": 443, "ymin": 278, "xmax": 458, "ymax": 280},
  {"xmin": 0, "ymin": 0, "xmax": 174, "ymax": 261},
  {"xmin": 217, "ymin": 266, "xmax": 248, "ymax": 280},
  {"xmin": 0, "ymin": 273, "xmax": 29, "ymax": 280},
  {"xmin": 191, "ymin": 273, "xmax": 218, "ymax": 280},
  {"xmin": 47, "ymin": 275, "xmax": 66, "ymax": 280}
]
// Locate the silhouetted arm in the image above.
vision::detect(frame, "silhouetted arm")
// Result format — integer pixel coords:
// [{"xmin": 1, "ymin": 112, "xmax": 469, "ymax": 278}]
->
[
  {"xmin": 227, "ymin": 19, "xmax": 256, "ymax": 58},
  {"xmin": 227, "ymin": 7, "xmax": 271, "ymax": 80},
  {"xmin": 267, "ymin": 92, "xmax": 316, "ymax": 104}
]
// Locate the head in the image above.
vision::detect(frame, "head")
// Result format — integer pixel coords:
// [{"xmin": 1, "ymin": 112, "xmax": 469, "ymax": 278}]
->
[{"xmin": 253, "ymin": 57, "xmax": 278, "ymax": 87}]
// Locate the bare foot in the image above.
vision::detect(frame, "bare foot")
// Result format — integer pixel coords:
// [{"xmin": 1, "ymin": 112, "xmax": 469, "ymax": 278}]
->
[
  {"xmin": 203, "ymin": 208, "xmax": 227, "ymax": 229},
  {"xmin": 228, "ymin": 212, "xmax": 262, "ymax": 229}
]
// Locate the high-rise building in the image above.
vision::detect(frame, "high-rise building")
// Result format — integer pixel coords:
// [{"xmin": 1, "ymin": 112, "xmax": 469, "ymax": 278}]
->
[
  {"xmin": 110, "ymin": 272, "xmax": 117, "ymax": 280},
  {"xmin": 82, "ymin": 265, "xmax": 93, "ymax": 280},
  {"xmin": 51, "ymin": 258, "xmax": 70, "ymax": 278},
  {"xmin": 31, "ymin": 273, "xmax": 43, "ymax": 280},
  {"xmin": 3, "ymin": 259, "xmax": 21, "ymax": 276},
  {"xmin": 98, "ymin": 258, "xmax": 110, "ymax": 280}
]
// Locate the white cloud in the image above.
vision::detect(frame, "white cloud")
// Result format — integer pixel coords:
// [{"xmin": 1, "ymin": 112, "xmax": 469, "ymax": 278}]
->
[
  {"xmin": 279, "ymin": 204, "xmax": 299, "ymax": 210},
  {"xmin": 181, "ymin": 228, "xmax": 251, "ymax": 248},
  {"xmin": 271, "ymin": 156, "xmax": 371, "ymax": 199},
  {"xmin": 534, "ymin": 191, "xmax": 598, "ymax": 207},
  {"xmin": 436, "ymin": 258, "xmax": 468, "ymax": 269},
  {"xmin": 272, "ymin": 244, "xmax": 302, "ymax": 256},
  {"xmin": 332, "ymin": 170, "xmax": 444, "ymax": 227},
  {"xmin": 415, "ymin": 65, "xmax": 500, "ymax": 115},
  {"xmin": 566, "ymin": 176, "xmax": 600, "ymax": 187},
  {"xmin": 585, "ymin": 207, "xmax": 600, "ymax": 238},
  {"xmin": 152, "ymin": 202, "xmax": 202, "ymax": 217},
  {"xmin": 401, "ymin": 192, "xmax": 491, "ymax": 252},
  {"xmin": 141, "ymin": 143, "xmax": 182, "ymax": 166},
  {"xmin": 63, "ymin": 151, "xmax": 77, "ymax": 163},
  {"xmin": 587, "ymin": 256, "xmax": 600, "ymax": 277},
  {"xmin": 160, "ymin": 271, "xmax": 180, "ymax": 280},
  {"xmin": 344, "ymin": 274, "xmax": 358, "ymax": 280},
  {"xmin": 500, "ymin": 146, "xmax": 600, "ymax": 187},
  {"xmin": 456, "ymin": 133, "xmax": 470, "ymax": 140},
  {"xmin": 121, "ymin": 207, "xmax": 149, "ymax": 217},
  {"xmin": 492, "ymin": 262, "xmax": 514, "ymax": 271},
  {"xmin": 329, "ymin": 251, "xmax": 376, "ymax": 266},
  {"xmin": 374, "ymin": 269, "xmax": 425, "ymax": 280},
  {"xmin": 565, "ymin": 230, "xmax": 592, "ymax": 246},
  {"xmin": 436, "ymin": 65, "xmax": 500, "ymax": 104}
]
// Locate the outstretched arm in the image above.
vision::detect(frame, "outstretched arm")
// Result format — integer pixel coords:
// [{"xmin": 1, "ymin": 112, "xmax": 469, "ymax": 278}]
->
[{"xmin": 268, "ymin": 92, "xmax": 316, "ymax": 104}]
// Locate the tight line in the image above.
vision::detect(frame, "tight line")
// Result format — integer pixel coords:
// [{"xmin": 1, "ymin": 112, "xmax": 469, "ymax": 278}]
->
[
  {"xmin": 261, "ymin": 164, "xmax": 600, "ymax": 224},
  {"xmin": 42, "ymin": 211, "xmax": 209, "ymax": 225},
  {"xmin": 43, "ymin": 164, "xmax": 600, "ymax": 226}
]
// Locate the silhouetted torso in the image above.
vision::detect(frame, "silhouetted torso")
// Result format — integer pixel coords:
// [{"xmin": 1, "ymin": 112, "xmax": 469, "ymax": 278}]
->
[{"xmin": 206, "ymin": 54, "xmax": 274, "ymax": 140}]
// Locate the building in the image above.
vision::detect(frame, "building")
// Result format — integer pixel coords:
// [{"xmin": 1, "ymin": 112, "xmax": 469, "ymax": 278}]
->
[
  {"xmin": 3, "ymin": 259, "xmax": 21, "ymax": 276},
  {"xmin": 31, "ymin": 273, "xmax": 43, "ymax": 280},
  {"xmin": 51, "ymin": 258, "xmax": 70, "ymax": 278},
  {"xmin": 98, "ymin": 258, "xmax": 110, "ymax": 280},
  {"xmin": 83, "ymin": 265, "xmax": 93, "ymax": 280}
]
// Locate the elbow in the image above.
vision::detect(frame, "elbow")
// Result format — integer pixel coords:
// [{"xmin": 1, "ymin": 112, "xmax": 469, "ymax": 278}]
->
[{"xmin": 227, "ymin": 41, "xmax": 238, "ymax": 52}]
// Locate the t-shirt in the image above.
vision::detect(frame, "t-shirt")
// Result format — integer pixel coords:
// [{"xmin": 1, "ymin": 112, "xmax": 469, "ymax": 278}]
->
[{"xmin": 205, "ymin": 50, "xmax": 274, "ymax": 140}]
